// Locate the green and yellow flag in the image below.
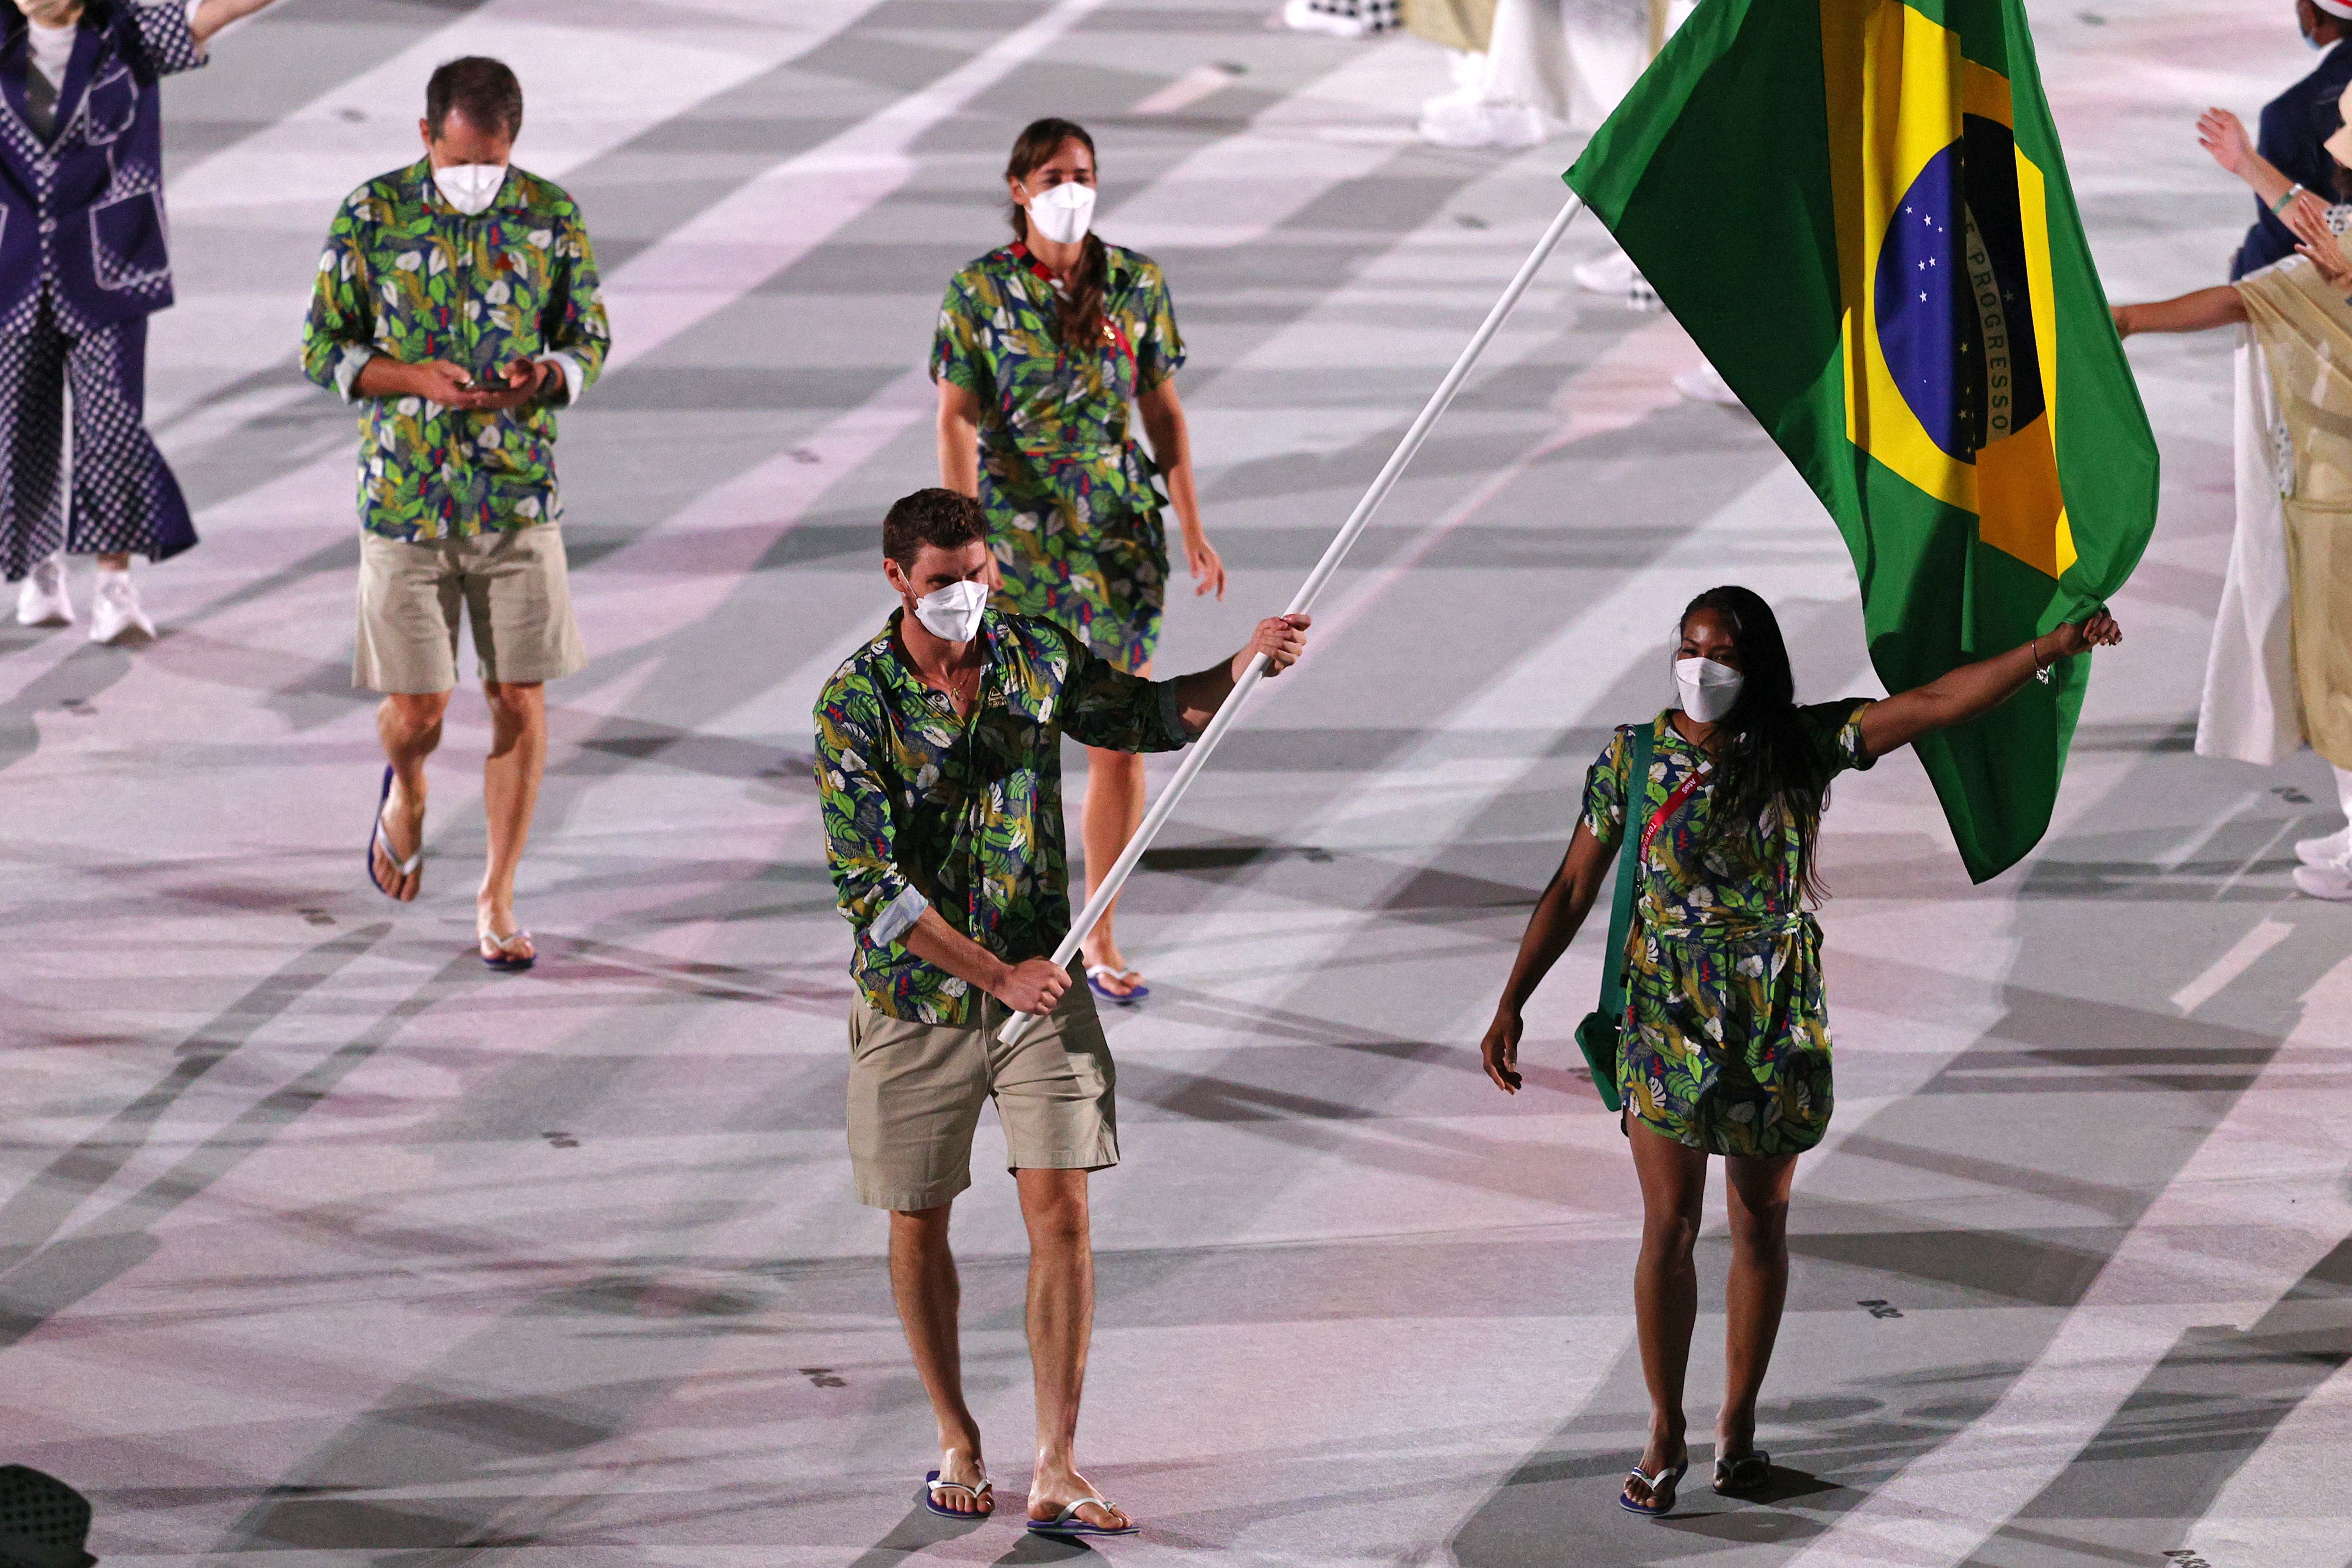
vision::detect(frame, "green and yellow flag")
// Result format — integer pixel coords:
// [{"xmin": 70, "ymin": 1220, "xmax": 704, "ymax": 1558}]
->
[{"xmin": 1567, "ymin": 0, "xmax": 2157, "ymax": 881}]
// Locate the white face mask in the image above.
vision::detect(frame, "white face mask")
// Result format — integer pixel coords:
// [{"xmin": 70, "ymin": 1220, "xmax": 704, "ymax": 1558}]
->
[
  {"xmin": 1023, "ymin": 180, "xmax": 1096, "ymax": 246},
  {"xmin": 912, "ymin": 578, "xmax": 989, "ymax": 643},
  {"xmin": 1674, "ymin": 656, "xmax": 1745, "ymax": 722},
  {"xmin": 434, "ymin": 163, "xmax": 508, "ymax": 216}
]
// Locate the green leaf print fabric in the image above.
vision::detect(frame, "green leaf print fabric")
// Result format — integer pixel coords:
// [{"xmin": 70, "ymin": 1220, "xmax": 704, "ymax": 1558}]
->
[
  {"xmin": 931, "ymin": 242, "xmax": 1185, "ymax": 674},
  {"xmin": 302, "ymin": 159, "xmax": 610, "ymax": 541},
  {"xmin": 1580, "ymin": 703, "xmax": 1876, "ymax": 1156},
  {"xmin": 814, "ymin": 608, "xmax": 1197, "ymax": 1026}
]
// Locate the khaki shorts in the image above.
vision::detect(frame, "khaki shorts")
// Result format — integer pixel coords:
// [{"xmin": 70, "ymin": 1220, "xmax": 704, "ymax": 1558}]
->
[
  {"xmin": 354, "ymin": 523, "xmax": 587, "ymax": 694},
  {"xmin": 845, "ymin": 966, "xmax": 1117, "ymax": 1212}
]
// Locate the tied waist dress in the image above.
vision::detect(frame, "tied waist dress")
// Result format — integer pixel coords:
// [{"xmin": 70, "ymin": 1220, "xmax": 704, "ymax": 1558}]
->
[
  {"xmin": 1580, "ymin": 703, "xmax": 1876, "ymax": 1157},
  {"xmin": 930, "ymin": 241, "xmax": 1185, "ymax": 674}
]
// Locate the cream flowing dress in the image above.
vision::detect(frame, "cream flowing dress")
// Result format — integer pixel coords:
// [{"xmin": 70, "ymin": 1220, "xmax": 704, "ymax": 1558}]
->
[{"xmin": 2204, "ymin": 215, "xmax": 2352, "ymax": 770}]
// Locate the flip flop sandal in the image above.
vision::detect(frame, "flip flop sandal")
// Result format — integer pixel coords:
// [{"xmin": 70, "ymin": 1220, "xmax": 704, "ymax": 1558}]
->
[
  {"xmin": 478, "ymin": 928, "xmax": 536, "ymax": 972},
  {"xmin": 1028, "ymin": 1496, "xmax": 1138, "ymax": 1538},
  {"xmin": 919, "ymin": 1471, "xmax": 992, "ymax": 1520},
  {"xmin": 1618, "ymin": 1458, "xmax": 1687, "ymax": 1517},
  {"xmin": 1713, "ymin": 1450, "xmax": 1771, "ymax": 1498},
  {"xmin": 1085, "ymin": 965, "xmax": 1149, "ymax": 1004},
  {"xmin": 366, "ymin": 766, "xmax": 422, "ymax": 899}
]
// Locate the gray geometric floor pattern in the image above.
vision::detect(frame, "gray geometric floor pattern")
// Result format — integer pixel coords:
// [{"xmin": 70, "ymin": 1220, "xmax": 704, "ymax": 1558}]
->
[{"xmin": 3, "ymin": 1, "xmax": 2347, "ymax": 1564}]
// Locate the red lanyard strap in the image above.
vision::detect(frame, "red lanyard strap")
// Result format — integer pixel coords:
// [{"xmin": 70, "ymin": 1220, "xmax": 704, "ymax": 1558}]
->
[{"xmin": 1639, "ymin": 763, "xmax": 1710, "ymax": 862}]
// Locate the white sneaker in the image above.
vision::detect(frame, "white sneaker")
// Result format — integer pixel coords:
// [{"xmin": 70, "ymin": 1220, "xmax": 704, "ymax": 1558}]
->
[
  {"xmin": 1282, "ymin": 0, "xmax": 1368, "ymax": 37},
  {"xmin": 88, "ymin": 566, "xmax": 155, "ymax": 644},
  {"xmin": 14, "ymin": 552, "xmax": 71, "ymax": 626},
  {"xmin": 1573, "ymin": 248, "xmax": 1645, "ymax": 294},
  {"xmin": 2295, "ymin": 827, "xmax": 2351, "ymax": 866},
  {"xmin": 1570, "ymin": 247, "xmax": 1658, "ymax": 309},
  {"xmin": 1674, "ymin": 363, "xmax": 1745, "ymax": 407},
  {"xmin": 1417, "ymin": 91, "xmax": 1547, "ymax": 149},
  {"xmin": 2294, "ymin": 858, "xmax": 2352, "ymax": 901}
]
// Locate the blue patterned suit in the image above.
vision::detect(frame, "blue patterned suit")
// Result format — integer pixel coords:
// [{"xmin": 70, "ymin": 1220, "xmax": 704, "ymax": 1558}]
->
[{"xmin": 0, "ymin": 1, "xmax": 202, "ymax": 582}]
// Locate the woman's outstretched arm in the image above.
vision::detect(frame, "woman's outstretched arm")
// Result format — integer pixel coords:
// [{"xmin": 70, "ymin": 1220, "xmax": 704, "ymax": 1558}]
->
[
  {"xmin": 1480, "ymin": 823, "xmax": 1613, "ymax": 1094},
  {"xmin": 2113, "ymin": 288, "xmax": 2249, "ymax": 337},
  {"xmin": 1857, "ymin": 610, "xmax": 2122, "ymax": 759}
]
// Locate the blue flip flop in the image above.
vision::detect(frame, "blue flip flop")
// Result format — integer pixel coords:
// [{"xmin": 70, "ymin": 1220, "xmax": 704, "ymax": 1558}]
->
[
  {"xmin": 1619, "ymin": 1457, "xmax": 1687, "ymax": 1517},
  {"xmin": 1028, "ymin": 1496, "xmax": 1138, "ymax": 1538},
  {"xmin": 1086, "ymin": 965, "xmax": 1148, "ymax": 1005},
  {"xmin": 366, "ymin": 766, "xmax": 421, "ymax": 899},
  {"xmin": 919, "ymin": 1470, "xmax": 992, "ymax": 1520}
]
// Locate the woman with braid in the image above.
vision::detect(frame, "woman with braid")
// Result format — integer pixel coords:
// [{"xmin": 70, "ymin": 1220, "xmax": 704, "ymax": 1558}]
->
[
  {"xmin": 1478, "ymin": 586, "xmax": 2120, "ymax": 1518},
  {"xmin": 932, "ymin": 117, "xmax": 1227, "ymax": 1007}
]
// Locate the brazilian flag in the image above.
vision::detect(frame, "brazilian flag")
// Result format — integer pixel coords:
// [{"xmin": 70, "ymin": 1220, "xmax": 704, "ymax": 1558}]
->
[{"xmin": 1566, "ymin": 0, "xmax": 2158, "ymax": 881}]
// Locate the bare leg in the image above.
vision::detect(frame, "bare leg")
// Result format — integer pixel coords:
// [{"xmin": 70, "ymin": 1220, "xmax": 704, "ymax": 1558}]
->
[
  {"xmin": 95, "ymin": 553, "xmax": 129, "ymax": 569},
  {"xmin": 1625, "ymin": 1119, "xmax": 1707, "ymax": 1508},
  {"xmin": 1718, "ymin": 1152, "xmax": 1798, "ymax": 1459},
  {"xmin": 372, "ymin": 691, "xmax": 448, "ymax": 902},
  {"xmin": 1017, "ymin": 1168, "xmax": 1129, "ymax": 1531},
  {"xmin": 479, "ymin": 679, "xmax": 546, "ymax": 958},
  {"xmin": 888, "ymin": 1204, "xmax": 992, "ymax": 1514},
  {"xmin": 1078, "ymin": 745, "xmax": 1147, "ymax": 997}
]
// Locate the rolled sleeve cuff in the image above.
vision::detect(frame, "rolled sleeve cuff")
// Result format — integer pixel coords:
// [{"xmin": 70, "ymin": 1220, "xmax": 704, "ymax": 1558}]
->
[
  {"xmin": 1158, "ymin": 681, "xmax": 1200, "ymax": 743},
  {"xmin": 534, "ymin": 351, "xmax": 585, "ymax": 408},
  {"xmin": 869, "ymin": 883, "xmax": 929, "ymax": 947},
  {"xmin": 333, "ymin": 344, "xmax": 374, "ymax": 403}
]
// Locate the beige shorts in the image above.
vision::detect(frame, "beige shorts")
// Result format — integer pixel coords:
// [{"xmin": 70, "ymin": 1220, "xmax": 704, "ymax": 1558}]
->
[
  {"xmin": 845, "ymin": 966, "xmax": 1117, "ymax": 1212},
  {"xmin": 354, "ymin": 523, "xmax": 587, "ymax": 694}
]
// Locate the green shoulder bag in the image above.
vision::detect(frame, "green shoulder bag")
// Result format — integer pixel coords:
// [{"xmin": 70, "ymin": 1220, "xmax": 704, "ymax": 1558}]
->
[{"xmin": 1573, "ymin": 724, "xmax": 1654, "ymax": 1113}]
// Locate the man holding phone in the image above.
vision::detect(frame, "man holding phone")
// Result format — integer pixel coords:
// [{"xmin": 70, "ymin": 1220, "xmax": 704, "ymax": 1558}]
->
[{"xmin": 301, "ymin": 55, "xmax": 609, "ymax": 970}]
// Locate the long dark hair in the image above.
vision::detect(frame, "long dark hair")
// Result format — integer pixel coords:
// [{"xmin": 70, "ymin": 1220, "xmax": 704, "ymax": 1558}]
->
[
  {"xmin": 1005, "ymin": 117, "xmax": 1107, "ymax": 354},
  {"xmin": 1680, "ymin": 586, "xmax": 1834, "ymax": 902}
]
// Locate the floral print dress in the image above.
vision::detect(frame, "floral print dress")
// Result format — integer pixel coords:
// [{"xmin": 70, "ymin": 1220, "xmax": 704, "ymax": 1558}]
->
[
  {"xmin": 930, "ymin": 242, "xmax": 1185, "ymax": 673},
  {"xmin": 1579, "ymin": 703, "xmax": 1876, "ymax": 1156}
]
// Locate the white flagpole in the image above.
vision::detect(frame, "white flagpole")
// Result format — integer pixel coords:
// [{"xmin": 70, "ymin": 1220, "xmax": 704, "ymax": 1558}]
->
[{"xmin": 1000, "ymin": 194, "xmax": 1586, "ymax": 1044}]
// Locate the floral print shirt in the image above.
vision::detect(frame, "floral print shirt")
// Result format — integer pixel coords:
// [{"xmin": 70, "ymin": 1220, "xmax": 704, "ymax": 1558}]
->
[
  {"xmin": 815, "ymin": 608, "xmax": 1197, "ymax": 1025},
  {"xmin": 300, "ymin": 159, "xmax": 610, "ymax": 541}
]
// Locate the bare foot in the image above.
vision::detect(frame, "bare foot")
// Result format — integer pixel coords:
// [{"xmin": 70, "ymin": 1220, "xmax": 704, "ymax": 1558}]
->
[
  {"xmin": 372, "ymin": 780, "xmax": 424, "ymax": 901},
  {"xmin": 1030, "ymin": 1463, "xmax": 1130, "ymax": 1532},
  {"xmin": 929, "ymin": 1448, "xmax": 992, "ymax": 1516}
]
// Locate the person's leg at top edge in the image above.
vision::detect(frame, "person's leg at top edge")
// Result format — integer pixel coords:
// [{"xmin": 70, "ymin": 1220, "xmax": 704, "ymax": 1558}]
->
[
  {"xmin": 1624, "ymin": 1118, "xmax": 1707, "ymax": 1513},
  {"xmin": 1017, "ymin": 1166, "xmax": 1129, "ymax": 1533},
  {"xmin": 890, "ymin": 1199, "xmax": 993, "ymax": 1515},
  {"xmin": 1078, "ymin": 741, "xmax": 1148, "ymax": 999},
  {"xmin": 479, "ymin": 678, "xmax": 546, "ymax": 962},
  {"xmin": 354, "ymin": 529, "xmax": 459, "ymax": 903},
  {"xmin": 1717, "ymin": 1150, "xmax": 1798, "ymax": 1488},
  {"xmin": 374, "ymin": 690, "xmax": 446, "ymax": 901}
]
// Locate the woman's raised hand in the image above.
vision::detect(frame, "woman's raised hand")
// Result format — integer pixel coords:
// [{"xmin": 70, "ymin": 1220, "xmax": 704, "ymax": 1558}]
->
[
  {"xmin": 2047, "ymin": 609, "xmax": 2123, "ymax": 659},
  {"xmin": 2197, "ymin": 107, "xmax": 2254, "ymax": 179}
]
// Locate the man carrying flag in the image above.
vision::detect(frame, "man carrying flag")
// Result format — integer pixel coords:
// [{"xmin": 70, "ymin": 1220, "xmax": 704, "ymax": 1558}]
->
[{"xmin": 1564, "ymin": 0, "xmax": 2159, "ymax": 881}]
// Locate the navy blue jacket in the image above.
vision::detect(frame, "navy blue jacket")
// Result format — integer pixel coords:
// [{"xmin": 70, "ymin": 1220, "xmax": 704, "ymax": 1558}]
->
[
  {"xmin": 2234, "ymin": 39, "xmax": 2352, "ymax": 279},
  {"xmin": 0, "ymin": 2, "xmax": 202, "ymax": 332}
]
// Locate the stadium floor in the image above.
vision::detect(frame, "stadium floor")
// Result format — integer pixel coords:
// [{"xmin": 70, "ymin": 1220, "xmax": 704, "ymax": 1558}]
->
[{"xmin": 2, "ymin": 2, "xmax": 2346, "ymax": 1565}]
